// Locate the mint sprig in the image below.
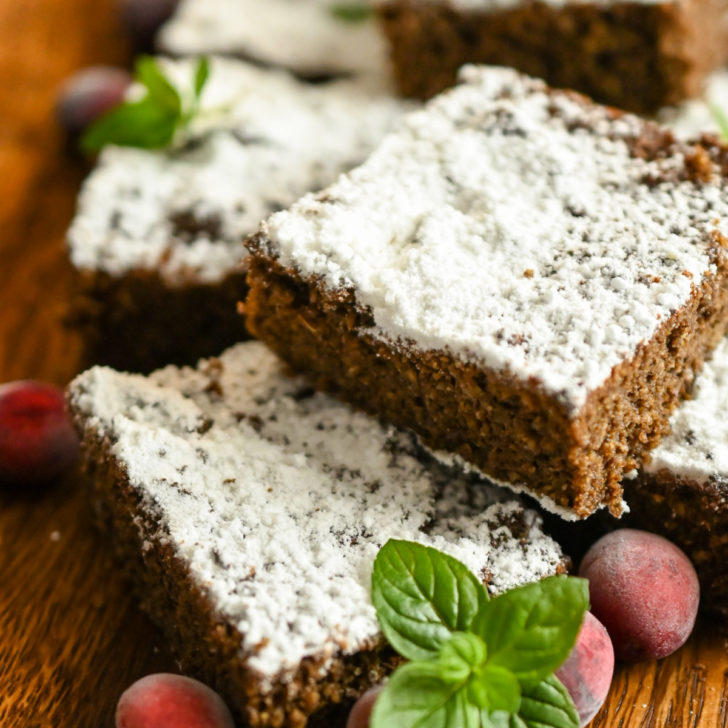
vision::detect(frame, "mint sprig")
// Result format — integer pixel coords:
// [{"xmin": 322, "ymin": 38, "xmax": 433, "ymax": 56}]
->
[
  {"xmin": 371, "ymin": 539, "xmax": 589, "ymax": 728},
  {"xmin": 708, "ymin": 101, "xmax": 728, "ymax": 142},
  {"xmin": 329, "ymin": 2, "xmax": 373, "ymax": 22},
  {"xmin": 81, "ymin": 56, "xmax": 210, "ymax": 153}
]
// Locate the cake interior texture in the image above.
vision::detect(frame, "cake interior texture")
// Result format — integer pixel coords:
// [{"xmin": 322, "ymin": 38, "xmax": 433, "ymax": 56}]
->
[
  {"xmin": 69, "ymin": 341, "xmax": 567, "ymax": 727},
  {"xmin": 375, "ymin": 0, "xmax": 728, "ymax": 114},
  {"xmin": 244, "ymin": 66, "xmax": 728, "ymax": 519},
  {"xmin": 66, "ymin": 56, "xmax": 408, "ymax": 372}
]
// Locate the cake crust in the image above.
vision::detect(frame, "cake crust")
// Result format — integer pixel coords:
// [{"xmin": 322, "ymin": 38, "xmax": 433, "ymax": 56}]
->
[
  {"xmin": 69, "ymin": 342, "xmax": 567, "ymax": 725},
  {"xmin": 69, "ymin": 268, "xmax": 249, "ymax": 373},
  {"xmin": 244, "ymin": 246, "xmax": 728, "ymax": 518},
  {"xmin": 243, "ymin": 67, "xmax": 728, "ymax": 518},
  {"xmin": 376, "ymin": 0, "xmax": 728, "ymax": 114},
  {"xmin": 66, "ymin": 56, "xmax": 408, "ymax": 372}
]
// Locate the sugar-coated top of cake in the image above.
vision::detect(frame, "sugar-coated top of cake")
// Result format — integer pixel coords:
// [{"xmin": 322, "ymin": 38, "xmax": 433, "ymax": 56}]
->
[
  {"xmin": 67, "ymin": 57, "xmax": 407, "ymax": 285},
  {"xmin": 158, "ymin": 0, "xmax": 388, "ymax": 81},
  {"xmin": 259, "ymin": 66, "xmax": 728, "ymax": 410},
  {"xmin": 660, "ymin": 70, "xmax": 728, "ymax": 140},
  {"xmin": 69, "ymin": 341, "xmax": 564, "ymax": 683},
  {"xmin": 645, "ymin": 336, "xmax": 728, "ymax": 488}
]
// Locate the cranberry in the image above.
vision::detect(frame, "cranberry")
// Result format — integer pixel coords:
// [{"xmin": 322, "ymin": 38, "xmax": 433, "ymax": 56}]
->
[
  {"xmin": 115, "ymin": 674, "xmax": 234, "ymax": 728},
  {"xmin": 555, "ymin": 611, "xmax": 614, "ymax": 726},
  {"xmin": 346, "ymin": 685, "xmax": 382, "ymax": 728},
  {"xmin": 0, "ymin": 381, "xmax": 79, "ymax": 486},
  {"xmin": 56, "ymin": 66, "xmax": 132, "ymax": 135},
  {"xmin": 579, "ymin": 529, "xmax": 699, "ymax": 661}
]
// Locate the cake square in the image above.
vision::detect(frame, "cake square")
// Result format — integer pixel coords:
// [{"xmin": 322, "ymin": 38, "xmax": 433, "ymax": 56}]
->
[
  {"xmin": 66, "ymin": 56, "xmax": 408, "ymax": 372},
  {"xmin": 621, "ymin": 335, "xmax": 728, "ymax": 615},
  {"xmin": 68, "ymin": 341, "xmax": 567, "ymax": 727},
  {"xmin": 244, "ymin": 66, "xmax": 728, "ymax": 519},
  {"xmin": 157, "ymin": 0, "xmax": 389, "ymax": 83},
  {"xmin": 375, "ymin": 0, "xmax": 728, "ymax": 114}
]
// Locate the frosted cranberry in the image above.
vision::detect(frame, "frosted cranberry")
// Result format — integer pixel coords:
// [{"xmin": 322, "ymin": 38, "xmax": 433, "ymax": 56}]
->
[
  {"xmin": 555, "ymin": 611, "xmax": 614, "ymax": 726},
  {"xmin": 346, "ymin": 685, "xmax": 382, "ymax": 728},
  {"xmin": 118, "ymin": 0, "xmax": 180, "ymax": 48},
  {"xmin": 56, "ymin": 66, "xmax": 132, "ymax": 135},
  {"xmin": 579, "ymin": 529, "xmax": 699, "ymax": 661},
  {"xmin": 115, "ymin": 674, "xmax": 234, "ymax": 728},
  {"xmin": 0, "ymin": 381, "xmax": 79, "ymax": 486}
]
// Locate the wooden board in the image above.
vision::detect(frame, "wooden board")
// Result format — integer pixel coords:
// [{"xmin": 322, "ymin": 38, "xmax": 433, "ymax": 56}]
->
[{"xmin": 0, "ymin": 1, "xmax": 726, "ymax": 725}]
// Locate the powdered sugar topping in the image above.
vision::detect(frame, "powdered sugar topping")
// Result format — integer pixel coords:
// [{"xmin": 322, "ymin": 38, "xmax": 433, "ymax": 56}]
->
[
  {"xmin": 158, "ymin": 0, "xmax": 389, "ymax": 81},
  {"xmin": 67, "ymin": 57, "xmax": 408, "ymax": 284},
  {"xmin": 261, "ymin": 66, "xmax": 728, "ymax": 409},
  {"xmin": 645, "ymin": 336, "xmax": 728, "ymax": 485},
  {"xmin": 69, "ymin": 341, "xmax": 565, "ymax": 681}
]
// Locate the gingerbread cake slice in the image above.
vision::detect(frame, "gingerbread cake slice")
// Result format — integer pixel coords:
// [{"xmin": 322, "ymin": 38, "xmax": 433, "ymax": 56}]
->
[
  {"xmin": 616, "ymin": 335, "xmax": 728, "ymax": 615},
  {"xmin": 66, "ymin": 56, "xmax": 409, "ymax": 372},
  {"xmin": 68, "ymin": 341, "xmax": 567, "ymax": 728},
  {"xmin": 244, "ymin": 66, "xmax": 728, "ymax": 519},
  {"xmin": 157, "ymin": 0, "xmax": 389, "ymax": 83},
  {"xmin": 374, "ymin": 0, "xmax": 728, "ymax": 114}
]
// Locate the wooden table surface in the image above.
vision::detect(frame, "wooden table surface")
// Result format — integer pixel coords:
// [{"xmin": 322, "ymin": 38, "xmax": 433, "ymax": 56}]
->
[{"xmin": 0, "ymin": 1, "xmax": 726, "ymax": 726}]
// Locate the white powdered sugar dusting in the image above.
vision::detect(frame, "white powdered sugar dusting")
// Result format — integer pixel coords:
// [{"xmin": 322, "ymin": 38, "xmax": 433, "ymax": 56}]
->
[
  {"xmin": 645, "ymin": 336, "xmax": 728, "ymax": 485},
  {"xmin": 69, "ymin": 341, "xmax": 565, "ymax": 681},
  {"xmin": 158, "ymin": 0, "xmax": 389, "ymax": 81},
  {"xmin": 67, "ymin": 57, "xmax": 408, "ymax": 284},
  {"xmin": 261, "ymin": 65, "xmax": 728, "ymax": 409}
]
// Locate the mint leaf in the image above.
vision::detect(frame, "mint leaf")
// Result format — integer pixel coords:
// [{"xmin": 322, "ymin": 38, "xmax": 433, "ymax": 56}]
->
[
  {"xmin": 372, "ymin": 540, "xmax": 489, "ymax": 661},
  {"xmin": 471, "ymin": 576, "xmax": 589, "ymax": 687},
  {"xmin": 80, "ymin": 97, "xmax": 178, "ymax": 152},
  {"xmin": 469, "ymin": 664, "xmax": 521, "ymax": 713},
  {"xmin": 490, "ymin": 675, "xmax": 579, "ymax": 728},
  {"xmin": 438, "ymin": 632, "xmax": 487, "ymax": 683},
  {"xmin": 519, "ymin": 676, "xmax": 579, "ymax": 728},
  {"xmin": 194, "ymin": 56, "xmax": 210, "ymax": 99},
  {"xmin": 134, "ymin": 56, "xmax": 181, "ymax": 113},
  {"xmin": 709, "ymin": 102, "xmax": 728, "ymax": 142},
  {"xmin": 329, "ymin": 2, "xmax": 373, "ymax": 22},
  {"xmin": 81, "ymin": 55, "xmax": 211, "ymax": 153},
  {"xmin": 370, "ymin": 660, "xmax": 481, "ymax": 728}
]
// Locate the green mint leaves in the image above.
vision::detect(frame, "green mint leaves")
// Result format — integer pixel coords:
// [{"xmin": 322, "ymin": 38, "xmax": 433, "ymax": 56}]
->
[
  {"xmin": 372, "ymin": 540, "xmax": 488, "ymax": 660},
  {"xmin": 329, "ymin": 2, "xmax": 373, "ymax": 22},
  {"xmin": 81, "ymin": 56, "xmax": 210, "ymax": 153},
  {"xmin": 708, "ymin": 102, "xmax": 728, "ymax": 142},
  {"xmin": 371, "ymin": 539, "xmax": 589, "ymax": 728}
]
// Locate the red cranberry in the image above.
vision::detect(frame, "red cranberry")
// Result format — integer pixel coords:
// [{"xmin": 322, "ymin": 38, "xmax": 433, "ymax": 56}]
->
[
  {"xmin": 0, "ymin": 381, "xmax": 79, "ymax": 486},
  {"xmin": 116, "ymin": 673, "xmax": 234, "ymax": 728},
  {"xmin": 579, "ymin": 529, "xmax": 699, "ymax": 661},
  {"xmin": 346, "ymin": 685, "xmax": 382, "ymax": 728},
  {"xmin": 555, "ymin": 611, "xmax": 614, "ymax": 726},
  {"xmin": 55, "ymin": 66, "xmax": 132, "ymax": 135}
]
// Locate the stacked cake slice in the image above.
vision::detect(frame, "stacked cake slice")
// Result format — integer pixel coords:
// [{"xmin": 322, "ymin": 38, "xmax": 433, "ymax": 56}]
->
[
  {"xmin": 375, "ymin": 0, "xmax": 728, "ymax": 113},
  {"xmin": 69, "ymin": 53, "xmax": 728, "ymax": 727},
  {"xmin": 69, "ymin": 342, "xmax": 567, "ymax": 727},
  {"xmin": 244, "ymin": 65, "xmax": 728, "ymax": 519},
  {"xmin": 157, "ymin": 0, "xmax": 389, "ymax": 84},
  {"xmin": 66, "ymin": 56, "xmax": 409, "ymax": 372}
]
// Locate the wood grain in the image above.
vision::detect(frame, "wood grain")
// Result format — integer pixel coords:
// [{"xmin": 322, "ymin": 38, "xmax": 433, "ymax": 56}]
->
[
  {"xmin": 0, "ymin": 2, "xmax": 176, "ymax": 727},
  {"xmin": 0, "ymin": 1, "xmax": 726, "ymax": 726}
]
